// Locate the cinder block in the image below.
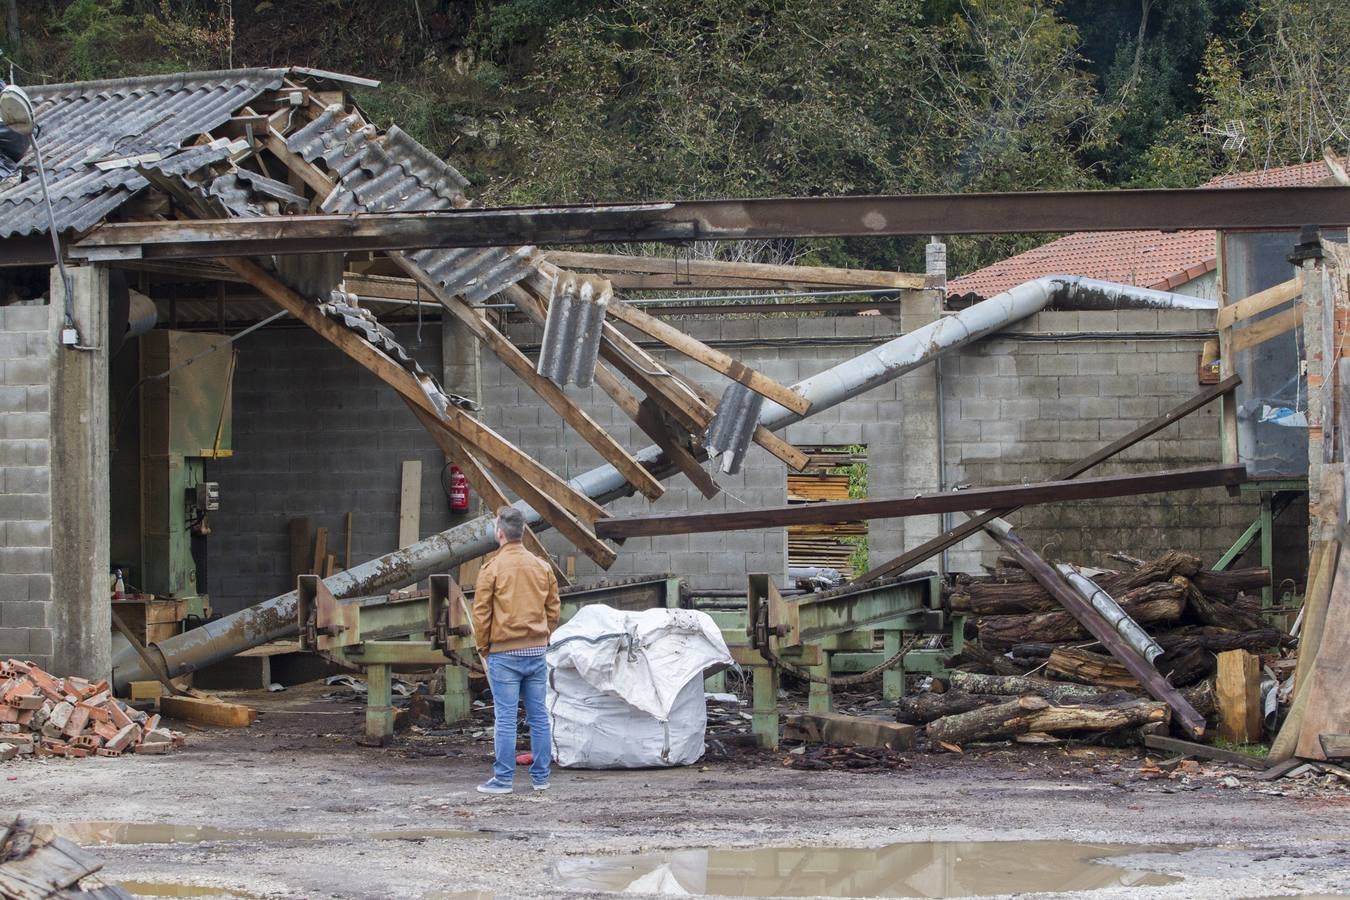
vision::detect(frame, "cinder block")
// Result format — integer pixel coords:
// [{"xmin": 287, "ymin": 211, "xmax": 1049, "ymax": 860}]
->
[
  {"xmin": 24, "ymin": 440, "xmax": 48, "ymax": 466},
  {"xmin": 0, "ymin": 600, "xmax": 49, "ymax": 629},
  {"xmin": 1156, "ymin": 351, "xmax": 1200, "ymax": 374},
  {"xmin": 1079, "ymin": 397, "xmax": 1119, "ymax": 419},
  {"xmin": 0, "ymin": 627, "xmax": 30, "ymax": 654},
  {"xmin": 4, "ymin": 466, "xmax": 49, "ymax": 495},
  {"xmin": 1038, "ymin": 355, "xmax": 1077, "ymax": 376},
  {"xmin": 0, "ymin": 306, "xmax": 49, "ymax": 332},
  {"xmin": 25, "ymin": 385, "xmax": 48, "ymax": 413},
  {"xmin": 2, "ymin": 357, "xmax": 47, "ymax": 386},
  {"xmin": 1021, "ymin": 420, "xmax": 1060, "ymax": 442},
  {"xmin": 1099, "ymin": 375, "xmax": 1141, "ymax": 398},
  {"xmin": 1078, "ymin": 311, "xmax": 1119, "ymax": 331},
  {"xmin": 0, "ymin": 440, "xmax": 25, "ymax": 466},
  {"xmin": 980, "ymin": 378, "xmax": 1023, "ymax": 400},
  {"xmin": 960, "ymin": 399, "xmax": 999, "ymax": 420},
  {"xmin": 1039, "ymin": 399, "xmax": 1077, "ymax": 419},
  {"xmin": 1075, "ymin": 353, "xmax": 1118, "ymax": 376},
  {"xmin": 27, "ymin": 574, "xmax": 51, "ymax": 602},
  {"xmin": 5, "ymin": 521, "xmax": 50, "ymax": 548},
  {"xmin": 980, "ymin": 420, "xmax": 1019, "ymax": 442},
  {"xmin": 0, "ymin": 412, "xmax": 46, "ymax": 440},
  {"xmin": 0, "ymin": 493, "xmax": 46, "ymax": 521},
  {"xmin": 999, "ymin": 398, "xmax": 1039, "ymax": 420},
  {"xmin": 0, "ymin": 386, "xmax": 24, "ymax": 413},
  {"xmin": 1059, "ymin": 377, "xmax": 1102, "ymax": 398},
  {"xmin": 0, "ymin": 547, "xmax": 52, "ymax": 574},
  {"xmin": 1061, "ymin": 421, "xmax": 1101, "ymax": 442},
  {"xmin": 1118, "ymin": 310, "xmax": 1160, "ymax": 332},
  {"xmin": 1031, "ymin": 311, "xmax": 1079, "ymax": 332}
]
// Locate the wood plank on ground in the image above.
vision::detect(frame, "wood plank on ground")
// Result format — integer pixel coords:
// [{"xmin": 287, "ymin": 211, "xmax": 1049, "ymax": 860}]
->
[
  {"xmin": 1144, "ymin": 734, "xmax": 1266, "ymax": 770},
  {"xmin": 160, "ymin": 695, "xmax": 257, "ymax": 728}
]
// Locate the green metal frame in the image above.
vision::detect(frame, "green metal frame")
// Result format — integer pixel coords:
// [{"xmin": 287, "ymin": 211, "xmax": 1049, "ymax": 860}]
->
[{"xmin": 1214, "ymin": 485, "xmax": 1304, "ymax": 607}]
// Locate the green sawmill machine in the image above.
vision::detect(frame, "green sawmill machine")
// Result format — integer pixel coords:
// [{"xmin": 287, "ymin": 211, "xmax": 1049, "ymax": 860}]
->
[{"xmin": 111, "ymin": 329, "xmax": 233, "ymax": 622}]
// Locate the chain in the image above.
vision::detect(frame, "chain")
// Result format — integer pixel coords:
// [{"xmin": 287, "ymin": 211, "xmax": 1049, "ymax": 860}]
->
[
  {"xmin": 759, "ymin": 626, "xmax": 925, "ymax": 687},
  {"xmin": 443, "ymin": 646, "xmax": 486, "ymax": 677}
]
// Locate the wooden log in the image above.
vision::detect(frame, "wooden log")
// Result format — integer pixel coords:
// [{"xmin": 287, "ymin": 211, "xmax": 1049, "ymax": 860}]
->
[
  {"xmin": 926, "ymin": 695, "xmax": 1051, "ymax": 746},
  {"xmin": 1024, "ymin": 700, "xmax": 1170, "ymax": 736},
  {"xmin": 984, "ymin": 522, "xmax": 1206, "ymax": 739},
  {"xmin": 1216, "ymin": 649, "xmax": 1262, "ymax": 744},
  {"xmin": 1175, "ymin": 577, "xmax": 1266, "ymax": 631},
  {"xmin": 783, "ymin": 712, "xmax": 917, "ymax": 751},
  {"xmin": 976, "ymin": 582, "xmax": 1185, "ymax": 650},
  {"xmin": 895, "ymin": 691, "xmax": 1002, "ymax": 726},
  {"xmin": 945, "ymin": 643, "xmax": 1033, "ymax": 677},
  {"xmin": 1121, "ymin": 551, "xmax": 1202, "ymax": 589},
  {"xmin": 946, "ymin": 671, "xmax": 1113, "ymax": 704},
  {"xmin": 1046, "ymin": 647, "xmax": 1140, "ymax": 690},
  {"xmin": 1191, "ymin": 567, "xmax": 1271, "ymax": 601}
]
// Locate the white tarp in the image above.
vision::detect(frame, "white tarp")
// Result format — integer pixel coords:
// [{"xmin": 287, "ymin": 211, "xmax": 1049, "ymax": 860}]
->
[{"xmin": 546, "ymin": 605, "xmax": 733, "ymax": 769}]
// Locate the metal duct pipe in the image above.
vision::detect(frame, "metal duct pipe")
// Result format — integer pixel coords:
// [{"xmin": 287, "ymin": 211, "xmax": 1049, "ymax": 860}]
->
[
  {"xmin": 111, "ymin": 275, "xmax": 1212, "ymax": 690},
  {"xmin": 1055, "ymin": 564, "xmax": 1165, "ymax": 663}
]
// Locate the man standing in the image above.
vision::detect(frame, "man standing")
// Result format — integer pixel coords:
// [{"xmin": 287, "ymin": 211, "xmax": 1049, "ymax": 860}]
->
[{"xmin": 472, "ymin": 506, "xmax": 560, "ymax": 794}]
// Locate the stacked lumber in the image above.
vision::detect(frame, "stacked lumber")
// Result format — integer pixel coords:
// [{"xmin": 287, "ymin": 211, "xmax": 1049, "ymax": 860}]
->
[
  {"xmin": 912, "ymin": 552, "xmax": 1290, "ymax": 750},
  {"xmin": 0, "ymin": 660, "xmax": 184, "ymax": 760}
]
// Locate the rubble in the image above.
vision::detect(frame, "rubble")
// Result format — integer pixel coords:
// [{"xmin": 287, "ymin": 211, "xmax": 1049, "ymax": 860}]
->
[{"xmin": 0, "ymin": 660, "xmax": 185, "ymax": 761}]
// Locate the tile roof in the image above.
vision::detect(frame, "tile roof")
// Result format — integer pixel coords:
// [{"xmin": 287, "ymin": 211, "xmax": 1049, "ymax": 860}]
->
[{"xmin": 949, "ymin": 158, "xmax": 1340, "ymax": 298}]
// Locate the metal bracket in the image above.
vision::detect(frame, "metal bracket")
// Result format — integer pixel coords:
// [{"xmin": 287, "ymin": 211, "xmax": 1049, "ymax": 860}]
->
[{"xmin": 428, "ymin": 573, "xmax": 471, "ymax": 652}]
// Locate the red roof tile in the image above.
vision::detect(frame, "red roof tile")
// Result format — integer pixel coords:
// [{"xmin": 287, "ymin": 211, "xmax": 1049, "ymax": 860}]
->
[{"xmin": 949, "ymin": 158, "xmax": 1339, "ymax": 298}]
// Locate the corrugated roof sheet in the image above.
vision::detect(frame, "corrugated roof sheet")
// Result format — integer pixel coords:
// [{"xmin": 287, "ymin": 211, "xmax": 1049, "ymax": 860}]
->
[
  {"xmin": 949, "ymin": 158, "xmax": 1340, "ymax": 299},
  {"xmin": 287, "ymin": 106, "xmax": 534, "ymax": 304},
  {"xmin": 0, "ymin": 68, "xmax": 287, "ymax": 238}
]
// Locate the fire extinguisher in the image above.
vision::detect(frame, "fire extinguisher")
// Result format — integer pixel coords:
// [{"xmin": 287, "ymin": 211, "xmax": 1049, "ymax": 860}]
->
[{"xmin": 447, "ymin": 464, "xmax": 470, "ymax": 513}]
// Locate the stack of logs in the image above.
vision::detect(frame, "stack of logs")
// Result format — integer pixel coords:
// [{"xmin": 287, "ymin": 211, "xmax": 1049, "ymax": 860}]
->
[
  {"xmin": 0, "ymin": 660, "xmax": 185, "ymax": 760},
  {"xmin": 898, "ymin": 552, "xmax": 1287, "ymax": 748}
]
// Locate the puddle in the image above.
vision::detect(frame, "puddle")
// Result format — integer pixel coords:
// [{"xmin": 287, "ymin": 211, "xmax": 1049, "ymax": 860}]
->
[
  {"xmin": 119, "ymin": 882, "xmax": 257, "ymax": 898},
  {"xmin": 551, "ymin": 841, "xmax": 1183, "ymax": 898},
  {"xmin": 44, "ymin": 822, "xmax": 489, "ymax": 846}
]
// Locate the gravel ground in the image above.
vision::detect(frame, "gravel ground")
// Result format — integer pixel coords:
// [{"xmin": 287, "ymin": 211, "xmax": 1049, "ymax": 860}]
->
[{"xmin": 3, "ymin": 682, "xmax": 1348, "ymax": 899}]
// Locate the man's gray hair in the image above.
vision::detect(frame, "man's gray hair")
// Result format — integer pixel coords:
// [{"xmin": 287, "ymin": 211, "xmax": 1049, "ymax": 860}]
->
[{"xmin": 495, "ymin": 506, "xmax": 526, "ymax": 542}]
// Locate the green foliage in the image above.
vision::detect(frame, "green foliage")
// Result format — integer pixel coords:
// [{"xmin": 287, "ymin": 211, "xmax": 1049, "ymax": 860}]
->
[
  {"xmin": 842, "ymin": 535, "xmax": 869, "ymax": 578},
  {"xmin": 1214, "ymin": 738, "xmax": 1270, "ymax": 758},
  {"xmin": 832, "ymin": 445, "xmax": 869, "ymax": 501}
]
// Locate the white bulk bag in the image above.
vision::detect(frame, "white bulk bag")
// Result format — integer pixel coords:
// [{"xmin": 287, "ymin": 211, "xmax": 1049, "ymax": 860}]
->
[{"xmin": 546, "ymin": 605, "xmax": 733, "ymax": 769}]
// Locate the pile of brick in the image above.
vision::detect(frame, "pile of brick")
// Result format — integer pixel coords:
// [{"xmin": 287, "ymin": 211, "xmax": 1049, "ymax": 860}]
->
[{"xmin": 0, "ymin": 660, "xmax": 184, "ymax": 760}]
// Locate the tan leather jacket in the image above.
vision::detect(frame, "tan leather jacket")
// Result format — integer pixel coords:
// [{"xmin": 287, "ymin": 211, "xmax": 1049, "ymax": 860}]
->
[{"xmin": 472, "ymin": 543, "xmax": 560, "ymax": 656}]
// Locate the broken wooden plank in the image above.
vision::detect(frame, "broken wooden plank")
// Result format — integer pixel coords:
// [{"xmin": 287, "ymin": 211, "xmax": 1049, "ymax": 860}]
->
[
  {"xmin": 160, "ymin": 695, "xmax": 257, "ymax": 728},
  {"xmin": 1216, "ymin": 649, "xmax": 1262, "ymax": 744},
  {"xmin": 1143, "ymin": 734, "xmax": 1266, "ymax": 770},
  {"xmin": 1320, "ymin": 733, "xmax": 1350, "ymax": 759},
  {"xmin": 605, "ymin": 298, "xmax": 812, "ymax": 415},
  {"xmin": 398, "ymin": 460, "xmax": 422, "ymax": 548},
  {"xmin": 856, "ymin": 375, "xmax": 1243, "ymax": 582},
  {"xmin": 544, "ymin": 250, "xmax": 924, "ymax": 290},
  {"xmin": 783, "ymin": 712, "xmax": 917, "ymax": 751},
  {"xmin": 985, "ymin": 521, "xmax": 1207, "ymax": 739},
  {"xmin": 595, "ymin": 464, "xmax": 1247, "ymax": 539},
  {"xmin": 390, "ymin": 255, "xmax": 666, "ymax": 502}
]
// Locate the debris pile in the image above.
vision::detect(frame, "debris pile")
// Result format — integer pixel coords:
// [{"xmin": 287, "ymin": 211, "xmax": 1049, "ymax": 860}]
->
[
  {"xmin": 0, "ymin": 815, "xmax": 132, "ymax": 898},
  {"xmin": 902, "ymin": 551, "xmax": 1291, "ymax": 749},
  {"xmin": 0, "ymin": 660, "xmax": 185, "ymax": 760}
]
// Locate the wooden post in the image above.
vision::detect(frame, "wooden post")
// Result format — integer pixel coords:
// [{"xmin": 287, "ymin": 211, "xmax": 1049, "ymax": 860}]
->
[
  {"xmin": 1216, "ymin": 650, "xmax": 1262, "ymax": 744},
  {"xmin": 365, "ymin": 663, "xmax": 395, "ymax": 742},
  {"xmin": 398, "ymin": 460, "xmax": 422, "ymax": 548},
  {"xmin": 443, "ymin": 664, "xmax": 471, "ymax": 724}
]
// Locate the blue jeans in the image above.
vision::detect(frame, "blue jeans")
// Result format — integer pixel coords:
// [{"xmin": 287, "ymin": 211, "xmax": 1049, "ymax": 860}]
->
[{"xmin": 485, "ymin": 652, "xmax": 551, "ymax": 785}]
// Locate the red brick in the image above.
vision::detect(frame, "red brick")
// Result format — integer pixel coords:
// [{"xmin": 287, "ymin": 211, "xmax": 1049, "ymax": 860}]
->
[
  {"xmin": 133, "ymin": 742, "xmax": 170, "ymax": 754},
  {"xmin": 95, "ymin": 747, "xmax": 122, "ymax": 758},
  {"xmin": 105, "ymin": 723, "xmax": 141, "ymax": 753},
  {"xmin": 107, "ymin": 702, "xmax": 133, "ymax": 729},
  {"xmin": 93, "ymin": 721, "xmax": 120, "ymax": 742},
  {"xmin": 62, "ymin": 705, "xmax": 90, "ymax": 738}
]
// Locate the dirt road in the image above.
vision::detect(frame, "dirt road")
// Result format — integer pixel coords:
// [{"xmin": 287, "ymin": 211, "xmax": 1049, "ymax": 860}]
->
[{"xmin": 3, "ymin": 683, "xmax": 1347, "ymax": 898}]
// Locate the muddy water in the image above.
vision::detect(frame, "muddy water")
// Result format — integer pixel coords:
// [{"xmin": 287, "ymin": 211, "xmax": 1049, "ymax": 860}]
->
[
  {"xmin": 552, "ymin": 840, "xmax": 1183, "ymax": 897},
  {"xmin": 45, "ymin": 822, "xmax": 489, "ymax": 845}
]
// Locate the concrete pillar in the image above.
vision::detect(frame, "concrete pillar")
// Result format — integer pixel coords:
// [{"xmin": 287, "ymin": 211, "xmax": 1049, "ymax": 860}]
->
[
  {"xmin": 897, "ymin": 289, "xmax": 945, "ymax": 565},
  {"xmin": 48, "ymin": 265, "xmax": 110, "ymax": 677}
]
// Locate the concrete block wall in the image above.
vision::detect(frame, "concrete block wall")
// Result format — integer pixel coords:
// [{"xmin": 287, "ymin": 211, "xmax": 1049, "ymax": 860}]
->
[
  {"xmin": 940, "ymin": 309, "xmax": 1258, "ymax": 572},
  {"xmin": 0, "ymin": 304, "xmax": 53, "ymax": 668},
  {"xmin": 205, "ymin": 324, "xmax": 453, "ymax": 616}
]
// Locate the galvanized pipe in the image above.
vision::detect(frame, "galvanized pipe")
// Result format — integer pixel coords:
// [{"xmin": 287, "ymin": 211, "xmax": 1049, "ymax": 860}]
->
[
  {"xmin": 111, "ymin": 275, "xmax": 1213, "ymax": 690},
  {"xmin": 1055, "ymin": 564, "xmax": 1165, "ymax": 663}
]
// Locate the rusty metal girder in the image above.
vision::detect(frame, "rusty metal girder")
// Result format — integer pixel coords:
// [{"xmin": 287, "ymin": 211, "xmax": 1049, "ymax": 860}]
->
[{"xmin": 61, "ymin": 186, "xmax": 1350, "ymax": 263}]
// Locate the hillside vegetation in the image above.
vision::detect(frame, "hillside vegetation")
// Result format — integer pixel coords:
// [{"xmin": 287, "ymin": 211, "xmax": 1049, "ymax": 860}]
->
[{"xmin": 2, "ymin": 0, "xmax": 1345, "ymax": 274}]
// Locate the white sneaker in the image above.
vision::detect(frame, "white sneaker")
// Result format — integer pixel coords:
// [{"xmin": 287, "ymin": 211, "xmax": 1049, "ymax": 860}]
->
[{"xmin": 1, "ymin": 85, "xmax": 35, "ymax": 136}]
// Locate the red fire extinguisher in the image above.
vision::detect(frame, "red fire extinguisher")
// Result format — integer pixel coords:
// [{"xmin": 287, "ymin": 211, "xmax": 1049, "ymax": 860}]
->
[{"xmin": 448, "ymin": 464, "xmax": 470, "ymax": 513}]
